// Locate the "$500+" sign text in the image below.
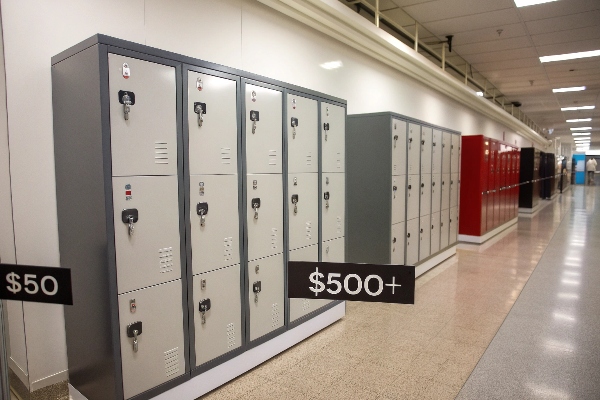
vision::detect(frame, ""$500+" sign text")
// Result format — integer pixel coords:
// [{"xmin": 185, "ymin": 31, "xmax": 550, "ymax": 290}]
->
[{"xmin": 288, "ymin": 261, "xmax": 415, "ymax": 304}]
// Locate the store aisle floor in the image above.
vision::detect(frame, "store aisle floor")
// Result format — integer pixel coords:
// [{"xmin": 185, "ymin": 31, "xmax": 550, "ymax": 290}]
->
[{"xmin": 199, "ymin": 187, "xmax": 577, "ymax": 400}]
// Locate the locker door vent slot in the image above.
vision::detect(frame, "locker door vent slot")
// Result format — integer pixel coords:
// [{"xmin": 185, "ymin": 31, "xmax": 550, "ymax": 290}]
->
[
  {"xmin": 220, "ymin": 147, "xmax": 232, "ymax": 164},
  {"xmin": 224, "ymin": 237, "xmax": 233, "ymax": 262},
  {"xmin": 227, "ymin": 323, "xmax": 236, "ymax": 349},
  {"xmin": 154, "ymin": 141, "xmax": 169, "ymax": 165},
  {"xmin": 306, "ymin": 152, "xmax": 313, "ymax": 166},
  {"xmin": 337, "ymin": 152, "xmax": 342, "ymax": 168},
  {"xmin": 159, "ymin": 247, "xmax": 174, "ymax": 273},
  {"xmin": 271, "ymin": 228, "xmax": 278, "ymax": 250},
  {"xmin": 164, "ymin": 347, "xmax": 179, "ymax": 377},
  {"xmin": 302, "ymin": 299, "xmax": 310, "ymax": 311},
  {"xmin": 337, "ymin": 217, "xmax": 343, "ymax": 234},
  {"xmin": 271, "ymin": 303, "xmax": 280, "ymax": 328},
  {"xmin": 268, "ymin": 150, "xmax": 278, "ymax": 165},
  {"xmin": 305, "ymin": 221, "xmax": 312, "ymax": 240}
]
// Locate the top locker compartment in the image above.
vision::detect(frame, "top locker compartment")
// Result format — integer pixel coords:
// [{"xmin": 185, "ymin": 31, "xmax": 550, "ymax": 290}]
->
[
  {"xmin": 109, "ymin": 54, "xmax": 178, "ymax": 177},
  {"xmin": 392, "ymin": 119, "xmax": 407, "ymax": 176},
  {"xmin": 407, "ymin": 123, "xmax": 420, "ymax": 175},
  {"xmin": 287, "ymin": 94, "xmax": 318, "ymax": 174},
  {"xmin": 321, "ymin": 102, "xmax": 346, "ymax": 173}
]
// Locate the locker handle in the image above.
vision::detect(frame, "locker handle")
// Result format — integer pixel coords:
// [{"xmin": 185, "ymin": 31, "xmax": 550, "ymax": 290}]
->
[
  {"xmin": 126, "ymin": 321, "xmax": 142, "ymax": 353},
  {"xmin": 431, "ymin": 225, "xmax": 434, "ymax": 229},
  {"xmin": 421, "ymin": 183, "xmax": 424, "ymax": 188},
  {"xmin": 407, "ymin": 233, "xmax": 411, "ymax": 238},
  {"xmin": 420, "ymin": 228, "xmax": 423, "ymax": 233},
  {"xmin": 392, "ymin": 237, "xmax": 397, "ymax": 243},
  {"xmin": 408, "ymin": 185, "xmax": 412, "ymax": 189}
]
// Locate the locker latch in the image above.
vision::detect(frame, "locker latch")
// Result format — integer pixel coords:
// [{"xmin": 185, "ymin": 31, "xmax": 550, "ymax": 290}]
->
[
  {"xmin": 129, "ymin": 299, "xmax": 136, "ymax": 313},
  {"xmin": 291, "ymin": 117, "xmax": 299, "ymax": 139},
  {"xmin": 291, "ymin": 194, "xmax": 299, "ymax": 214},
  {"xmin": 393, "ymin": 185, "xmax": 397, "ymax": 199},
  {"xmin": 250, "ymin": 110, "xmax": 259, "ymax": 134},
  {"xmin": 199, "ymin": 298, "xmax": 211, "ymax": 324},
  {"xmin": 126, "ymin": 321, "xmax": 142, "ymax": 353},
  {"xmin": 197, "ymin": 202, "xmax": 209, "ymax": 227},
  {"xmin": 324, "ymin": 192, "xmax": 330, "ymax": 209},
  {"xmin": 118, "ymin": 90, "xmax": 135, "ymax": 121},
  {"xmin": 393, "ymin": 135, "xmax": 398, "ymax": 148},
  {"xmin": 194, "ymin": 102, "xmax": 207, "ymax": 127},
  {"xmin": 323, "ymin": 123, "xmax": 330, "ymax": 141},
  {"xmin": 253, "ymin": 281, "xmax": 262, "ymax": 303},
  {"xmin": 392, "ymin": 237, "xmax": 397, "ymax": 243},
  {"xmin": 122, "ymin": 209, "xmax": 138, "ymax": 236},
  {"xmin": 252, "ymin": 198, "xmax": 261, "ymax": 219}
]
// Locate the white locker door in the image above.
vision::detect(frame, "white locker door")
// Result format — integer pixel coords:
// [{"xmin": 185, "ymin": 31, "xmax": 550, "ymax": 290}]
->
[
  {"xmin": 432, "ymin": 129, "xmax": 442, "ymax": 174},
  {"xmin": 288, "ymin": 173, "xmax": 318, "ymax": 251},
  {"xmin": 190, "ymin": 175, "xmax": 240, "ymax": 275},
  {"xmin": 451, "ymin": 134, "xmax": 460, "ymax": 174},
  {"xmin": 420, "ymin": 127, "xmax": 432, "ymax": 174},
  {"xmin": 406, "ymin": 174, "xmax": 420, "ymax": 221},
  {"xmin": 321, "ymin": 102, "xmax": 345, "ymax": 173},
  {"xmin": 440, "ymin": 208, "xmax": 450, "ymax": 249},
  {"xmin": 322, "ymin": 173, "xmax": 345, "ymax": 242},
  {"xmin": 430, "ymin": 212, "xmax": 441, "ymax": 254},
  {"xmin": 420, "ymin": 174, "xmax": 432, "ymax": 217},
  {"xmin": 321, "ymin": 237, "xmax": 345, "ymax": 262},
  {"xmin": 245, "ymin": 83, "xmax": 283, "ymax": 174},
  {"xmin": 449, "ymin": 206, "xmax": 458, "ymax": 244},
  {"xmin": 118, "ymin": 280, "xmax": 185, "ymax": 399},
  {"xmin": 405, "ymin": 218, "xmax": 419, "ymax": 265},
  {"xmin": 431, "ymin": 174, "xmax": 442, "ymax": 214},
  {"xmin": 392, "ymin": 175, "xmax": 406, "ymax": 224},
  {"xmin": 392, "ymin": 119, "xmax": 407, "ymax": 176},
  {"xmin": 442, "ymin": 132, "xmax": 451, "ymax": 174},
  {"xmin": 109, "ymin": 54, "xmax": 177, "ymax": 177},
  {"xmin": 287, "ymin": 94, "xmax": 318, "ymax": 174},
  {"xmin": 289, "ymin": 245, "xmax": 330, "ymax": 322},
  {"xmin": 187, "ymin": 71, "xmax": 238, "ymax": 175},
  {"xmin": 441, "ymin": 173, "xmax": 450, "ymax": 210},
  {"xmin": 248, "ymin": 253, "xmax": 284, "ymax": 341},
  {"xmin": 419, "ymin": 214, "xmax": 431, "ymax": 261},
  {"xmin": 391, "ymin": 222, "xmax": 405, "ymax": 265},
  {"xmin": 247, "ymin": 174, "xmax": 283, "ymax": 261},
  {"xmin": 193, "ymin": 265, "xmax": 242, "ymax": 366},
  {"xmin": 407, "ymin": 123, "xmax": 420, "ymax": 175},
  {"xmin": 450, "ymin": 173, "xmax": 459, "ymax": 208},
  {"xmin": 113, "ymin": 176, "xmax": 181, "ymax": 294}
]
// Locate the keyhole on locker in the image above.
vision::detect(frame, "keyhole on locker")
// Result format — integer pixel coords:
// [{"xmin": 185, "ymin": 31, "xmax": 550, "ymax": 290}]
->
[
  {"xmin": 194, "ymin": 102, "xmax": 206, "ymax": 127},
  {"xmin": 252, "ymin": 198, "xmax": 261, "ymax": 219},
  {"xmin": 324, "ymin": 192, "xmax": 330, "ymax": 209},
  {"xmin": 394, "ymin": 135, "xmax": 398, "ymax": 148},
  {"xmin": 199, "ymin": 299, "xmax": 211, "ymax": 325},
  {"xmin": 292, "ymin": 194, "xmax": 299, "ymax": 214},
  {"xmin": 118, "ymin": 90, "xmax": 136, "ymax": 121},
  {"xmin": 291, "ymin": 117, "xmax": 298, "ymax": 139},
  {"xmin": 393, "ymin": 185, "xmax": 397, "ymax": 199},
  {"xmin": 253, "ymin": 281, "xmax": 262, "ymax": 303},
  {"xmin": 126, "ymin": 321, "xmax": 142, "ymax": 353},
  {"xmin": 197, "ymin": 202, "xmax": 209, "ymax": 227},
  {"xmin": 323, "ymin": 123, "xmax": 330, "ymax": 141},
  {"xmin": 250, "ymin": 110, "xmax": 259, "ymax": 134},
  {"xmin": 122, "ymin": 209, "xmax": 138, "ymax": 237}
]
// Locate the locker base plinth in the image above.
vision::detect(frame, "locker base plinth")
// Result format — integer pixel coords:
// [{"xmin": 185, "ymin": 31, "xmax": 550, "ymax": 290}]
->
[
  {"xmin": 415, "ymin": 245, "xmax": 457, "ymax": 278},
  {"xmin": 518, "ymin": 201, "xmax": 543, "ymax": 215},
  {"xmin": 458, "ymin": 217, "xmax": 518, "ymax": 244},
  {"xmin": 519, "ymin": 195, "xmax": 559, "ymax": 218}
]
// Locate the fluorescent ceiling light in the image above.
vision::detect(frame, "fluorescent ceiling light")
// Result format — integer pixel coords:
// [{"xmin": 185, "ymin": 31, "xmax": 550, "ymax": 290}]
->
[
  {"xmin": 567, "ymin": 118, "xmax": 591, "ymax": 122},
  {"xmin": 572, "ymin": 132, "xmax": 591, "ymax": 136},
  {"xmin": 319, "ymin": 60, "xmax": 343, "ymax": 70},
  {"xmin": 541, "ymin": 50, "xmax": 600, "ymax": 63},
  {"xmin": 476, "ymin": 91, "xmax": 484, "ymax": 97},
  {"xmin": 586, "ymin": 150, "xmax": 600, "ymax": 155},
  {"xmin": 570, "ymin": 127, "xmax": 592, "ymax": 131},
  {"xmin": 561, "ymin": 106, "xmax": 595, "ymax": 111},
  {"xmin": 515, "ymin": 0, "xmax": 558, "ymax": 7},
  {"xmin": 553, "ymin": 86, "xmax": 586, "ymax": 93}
]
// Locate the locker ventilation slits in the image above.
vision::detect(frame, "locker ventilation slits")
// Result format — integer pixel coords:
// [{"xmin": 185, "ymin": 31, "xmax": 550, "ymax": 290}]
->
[
  {"xmin": 154, "ymin": 141, "xmax": 169, "ymax": 164},
  {"xmin": 305, "ymin": 221, "xmax": 312, "ymax": 241},
  {"xmin": 159, "ymin": 247, "xmax": 174, "ymax": 273},
  {"xmin": 271, "ymin": 303, "xmax": 280, "ymax": 328},
  {"xmin": 306, "ymin": 152, "xmax": 313, "ymax": 166},
  {"xmin": 223, "ymin": 237, "xmax": 233, "ymax": 262},
  {"xmin": 336, "ymin": 152, "xmax": 342, "ymax": 169},
  {"xmin": 336, "ymin": 217, "xmax": 342, "ymax": 234},
  {"xmin": 220, "ymin": 147, "xmax": 232, "ymax": 164},
  {"xmin": 226, "ymin": 323, "xmax": 236, "ymax": 349},
  {"xmin": 164, "ymin": 347, "xmax": 179, "ymax": 377},
  {"xmin": 271, "ymin": 228, "xmax": 278, "ymax": 250},
  {"xmin": 268, "ymin": 150, "xmax": 278, "ymax": 165},
  {"xmin": 302, "ymin": 299, "xmax": 310, "ymax": 311}
]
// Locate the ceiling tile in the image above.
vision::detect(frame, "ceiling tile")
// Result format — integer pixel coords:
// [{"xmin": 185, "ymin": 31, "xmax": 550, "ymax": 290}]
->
[
  {"xmin": 463, "ymin": 46, "xmax": 536, "ymax": 64},
  {"xmin": 449, "ymin": 23, "xmax": 527, "ymax": 45},
  {"xmin": 516, "ymin": 0, "xmax": 600, "ymax": 22},
  {"xmin": 481, "ymin": 66, "xmax": 546, "ymax": 79},
  {"xmin": 525, "ymin": 10, "xmax": 600, "ymax": 35},
  {"xmin": 381, "ymin": 7, "xmax": 420, "ymax": 26},
  {"xmin": 453, "ymin": 36, "xmax": 532, "ymax": 55},
  {"xmin": 473, "ymin": 56, "xmax": 541, "ymax": 71},
  {"xmin": 364, "ymin": 0, "xmax": 399, "ymax": 10},
  {"xmin": 403, "ymin": 0, "xmax": 514, "ymax": 23},
  {"xmin": 536, "ymin": 38, "xmax": 600, "ymax": 57},
  {"xmin": 421, "ymin": 8, "xmax": 521, "ymax": 36},
  {"xmin": 531, "ymin": 25, "xmax": 600, "ymax": 47}
]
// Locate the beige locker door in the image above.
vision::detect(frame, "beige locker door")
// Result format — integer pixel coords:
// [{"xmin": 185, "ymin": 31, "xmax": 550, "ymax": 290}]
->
[
  {"xmin": 392, "ymin": 175, "xmax": 406, "ymax": 224},
  {"xmin": 247, "ymin": 174, "xmax": 283, "ymax": 261},
  {"xmin": 406, "ymin": 174, "xmax": 420, "ymax": 221},
  {"xmin": 289, "ymin": 245, "xmax": 330, "ymax": 322},
  {"xmin": 442, "ymin": 132, "xmax": 452, "ymax": 174},
  {"xmin": 248, "ymin": 253, "xmax": 284, "ymax": 341},
  {"xmin": 440, "ymin": 208, "xmax": 450, "ymax": 249},
  {"xmin": 287, "ymin": 94, "xmax": 318, "ymax": 174},
  {"xmin": 405, "ymin": 218, "xmax": 420, "ymax": 265},
  {"xmin": 321, "ymin": 102, "xmax": 346, "ymax": 173},
  {"xmin": 451, "ymin": 134, "xmax": 460, "ymax": 174},
  {"xmin": 419, "ymin": 214, "xmax": 431, "ymax": 261},
  {"xmin": 430, "ymin": 212, "xmax": 441, "ymax": 254},
  {"xmin": 288, "ymin": 173, "xmax": 318, "ymax": 251},
  {"xmin": 450, "ymin": 173, "xmax": 459, "ymax": 208},
  {"xmin": 321, "ymin": 237, "xmax": 345, "ymax": 262},
  {"xmin": 391, "ymin": 222, "xmax": 405, "ymax": 265},
  {"xmin": 420, "ymin": 127, "xmax": 432, "ymax": 174},
  {"xmin": 322, "ymin": 172, "xmax": 345, "ymax": 242},
  {"xmin": 420, "ymin": 174, "xmax": 432, "ymax": 217},
  {"xmin": 449, "ymin": 206, "xmax": 458, "ymax": 244},
  {"xmin": 432, "ymin": 129, "xmax": 443, "ymax": 174},
  {"xmin": 392, "ymin": 119, "xmax": 407, "ymax": 176},
  {"xmin": 407, "ymin": 124, "xmax": 421, "ymax": 175},
  {"xmin": 441, "ymin": 173, "xmax": 451, "ymax": 210},
  {"xmin": 431, "ymin": 174, "xmax": 442, "ymax": 214}
]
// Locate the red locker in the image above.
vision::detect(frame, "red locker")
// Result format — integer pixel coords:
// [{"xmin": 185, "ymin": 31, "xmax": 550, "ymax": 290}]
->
[
  {"xmin": 459, "ymin": 136, "xmax": 489, "ymax": 236},
  {"xmin": 491, "ymin": 140, "xmax": 501, "ymax": 230}
]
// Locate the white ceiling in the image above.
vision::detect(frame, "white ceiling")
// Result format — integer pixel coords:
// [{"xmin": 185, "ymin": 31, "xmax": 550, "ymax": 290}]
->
[{"xmin": 342, "ymin": 0, "xmax": 600, "ymax": 148}]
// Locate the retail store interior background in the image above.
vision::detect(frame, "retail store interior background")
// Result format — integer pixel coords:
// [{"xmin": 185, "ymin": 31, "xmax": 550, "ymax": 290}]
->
[{"xmin": 0, "ymin": 1, "xmax": 598, "ymax": 400}]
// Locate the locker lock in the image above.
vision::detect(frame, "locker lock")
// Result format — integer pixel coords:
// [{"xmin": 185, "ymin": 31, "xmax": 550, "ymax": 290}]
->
[
  {"xmin": 199, "ymin": 298, "xmax": 211, "ymax": 324},
  {"xmin": 291, "ymin": 117, "xmax": 299, "ymax": 139},
  {"xmin": 408, "ymin": 184, "xmax": 412, "ymax": 190},
  {"xmin": 129, "ymin": 299, "xmax": 137, "ymax": 313},
  {"xmin": 392, "ymin": 237, "xmax": 397, "ymax": 243},
  {"xmin": 323, "ymin": 123, "xmax": 330, "ymax": 141},
  {"xmin": 324, "ymin": 192, "xmax": 330, "ymax": 209},
  {"xmin": 420, "ymin": 228, "xmax": 424, "ymax": 233},
  {"xmin": 197, "ymin": 202, "xmax": 209, "ymax": 226},
  {"xmin": 421, "ymin": 140, "xmax": 425, "ymax": 145},
  {"xmin": 122, "ymin": 209, "xmax": 138, "ymax": 236},
  {"xmin": 252, "ymin": 198, "xmax": 261, "ymax": 219},
  {"xmin": 118, "ymin": 91, "xmax": 135, "ymax": 121},
  {"xmin": 253, "ymin": 281, "xmax": 262, "ymax": 303},
  {"xmin": 407, "ymin": 232, "xmax": 410, "ymax": 238},
  {"xmin": 393, "ymin": 135, "xmax": 399, "ymax": 148},
  {"xmin": 194, "ymin": 102, "xmax": 207, "ymax": 127},
  {"xmin": 291, "ymin": 194, "xmax": 299, "ymax": 214},
  {"xmin": 126, "ymin": 321, "xmax": 142, "ymax": 353},
  {"xmin": 250, "ymin": 110, "xmax": 259, "ymax": 134},
  {"xmin": 421, "ymin": 183, "xmax": 425, "ymax": 188},
  {"xmin": 393, "ymin": 185, "xmax": 397, "ymax": 198}
]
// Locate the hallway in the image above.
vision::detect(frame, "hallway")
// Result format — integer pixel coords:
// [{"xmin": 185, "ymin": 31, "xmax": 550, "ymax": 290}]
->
[{"xmin": 198, "ymin": 185, "xmax": 595, "ymax": 400}]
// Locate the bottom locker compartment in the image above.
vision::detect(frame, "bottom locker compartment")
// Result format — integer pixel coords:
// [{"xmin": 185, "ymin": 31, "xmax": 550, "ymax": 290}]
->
[
  {"xmin": 405, "ymin": 218, "xmax": 419, "ymax": 265},
  {"xmin": 118, "ymin": 280, "xmax": 186, "ymax": 399},
  {"xmin": 248, "ymin": 253, "xmax": 284, "ymax": 341},
  {"xmin": 321, "ymin": 236, "xmax": 345, "ymax": 263},
  {"xmin": 430, "ymin": 212, "xmax": 440, "ymax": 254},
  {"xmin": 449, "ymin": 207, "xmax": 458, "ymax": 244},
  {"xmin": 391, "ymin": 222, "xmax": 405, "ymax": 265},
  {"xmin": 440, "ymin": 209, "xmax": 450, "ymax": 249},
  {"xmin": 289, "ymin": 244, "xmax": 331, "ymax": 322},
  {"xmin": 419, "ymin": 214, "xmax": 431, "ymax": 261},
  {"xmin": 193, "ymin": 264, "xmax": 242, "ymax": 366}
]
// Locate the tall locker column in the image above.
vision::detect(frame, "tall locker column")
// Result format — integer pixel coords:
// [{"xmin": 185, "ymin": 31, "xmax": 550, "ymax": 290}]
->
[
  {"xmin": 321, "ymin": 102, "xmax": 346, "ymax": 263},
  {"xmin": 430, "ymin": 129, "xmax": 442, "ymax": 254},
  {"xmin": 419, "ymin": 126, "xmax": 432, "ymax": 260},
  {"xmin": 186, "ymin": 69, "xmax": 242, "ymax": 367},
  {"xmin": 449, "ymin": 134, "xmax": 460, "ymax": 244},
  {"xmin": 391, "ymin": 119, "xmax": 407, "ymax": 264},
  {"xmin": 440, "ymin": 132, "xmax": 451, "ymax": 249},
  {"xmin": 406, "ymin": 123, "xmax": 420, "ymax": 264},
  {"xmin": 244, "ymin": 82, "xmax": 284, "ymax": 341}
]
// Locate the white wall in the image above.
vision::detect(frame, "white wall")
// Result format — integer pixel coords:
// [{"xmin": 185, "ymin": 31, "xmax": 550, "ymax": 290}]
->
[{"xmin": 0, "ymin": 0, "xmax": 529, "ymax": 388}]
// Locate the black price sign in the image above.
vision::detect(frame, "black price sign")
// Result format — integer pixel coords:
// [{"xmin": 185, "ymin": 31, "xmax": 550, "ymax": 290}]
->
[
  {"xmin": 288, "ymin": 261, "xmax": 415, "ymax": 304},
  {"xmin": 0, "ymin": 264, "xmax": 73, "ymax": 305}
]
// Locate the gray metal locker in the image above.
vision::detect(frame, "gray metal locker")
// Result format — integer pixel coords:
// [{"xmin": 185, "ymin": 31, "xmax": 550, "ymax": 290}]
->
[
  {"xmin": 288, "ymin": 173, "xmax": 319, "ymax": 251},
  {"xmin": 189, "ymin": 174, "xmax": 240, "ymax": 275},
  {"xmin": 419, "ymin": 174, "xmax": 432, "ymax": 217},
  {"xmin": 420, "ymin": 126, "xmax": 432, "ymax": 174},
  {"xmin": 449, "ymin": 206, "xmax": 458, "ymax": 244},
  {"xmin": 289, "ymin": 245, "xmax": 330, "ymax": 321},
  {"xmin": 246, "ymin": 174, "xmax": 283, "ymax": 261},
  {"xmin": 391, "ymin": 222, "xmax": 405, "ymax": 265},
  {"xmin": 112, "ymin": 176, "xmax": 181, "ymax": 294},
  {"xmin": 406, "ymin": 218, "xmax": 419, "ymax": 265},
  {"xmin": 450, "ymin": 173, "xmax": 459, "ymax": 209},
  {"xmin": 440, "ymin": 208, "xmax": 450, "ymax": 248},
  {"xmin": 109, "ymin": 54, "xmax": 178, "ymax": 177},
  {"xmin": 287, "ymin": 94, "xmax": 318, "ymax": 174},
  {"xmin": 192, "ymin": 265, "xmax": 242, "ymax": 366},
  {"xmin": 431, "ymin": 174, "xmax": 442, "ymax": 214},
  {"xmin": 187, "ymin": 70, "xmax": 238, "ymax": 176},
  {"xmin": 441, "ymin": 173, "xmax": 450, "ymax": 210},
  {"xmin": 406, "ymin": 174, "xmax": 420, "ymax": 221},
  {"xmin": 321, "ymin": 237, "xmax": 345, "ymax": 262},
  {"xmin": 442, "ymin": 132, "xmax": 452, "ymax": 174},
  {"xmin": 392, "ymin": 175, "xmax": 406, "ymax": 224},
  {"xmin": 392, "ymin": 119, "xmax": 407, "ymax": 175},
  {"xmin": 432, "ymin": 129, "xmax": 442, "ymax": 174},
  {"xmin": 407, "ymin": 123, "xmax": 420, "ymax": 175},
  {"xmin": 245, "ymin": 83, "xmax": 283, "ymax": 174},
  {"xmin": 321, "ymin": 102, "xmax": 346, "ymax": 173},
  {"xmin": 118, "ymin": 280, "xmax": 185, "ymax": 399},
  {"xmin": 248, "ymin": 253, "xmax": 284, "ymax": 341},
  {"xmin": 430, "ymin": 212, "xmax": 441, "ymax": 254},
  {"xmin": 322, "ymin": 172, "xmax": 345, "ymax": 242},
  {"xmin": 419, "ymin": 214, "xmax": 431, "ymax": 261},
  {"xmin": 451, "ymin": 134, "xmax": 460, "ymax": 174}
]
